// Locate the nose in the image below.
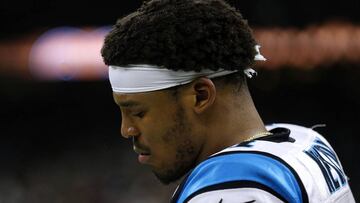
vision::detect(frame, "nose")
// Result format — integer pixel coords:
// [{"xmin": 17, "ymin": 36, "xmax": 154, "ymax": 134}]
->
[{"xmin": 121, "ymin": 119, "xmax": 140, "ymax": 139}]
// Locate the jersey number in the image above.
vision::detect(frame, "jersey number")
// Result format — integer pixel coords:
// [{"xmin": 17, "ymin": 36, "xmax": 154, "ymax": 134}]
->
[{"xmin": 304, "ymin": 138, "xmax": 347, "ymax": 194}]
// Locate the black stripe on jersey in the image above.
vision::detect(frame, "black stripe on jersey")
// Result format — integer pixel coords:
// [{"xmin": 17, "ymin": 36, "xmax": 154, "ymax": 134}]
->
[
  {"xmin": 183, "ymin": 180, "xmax": 287, "ymax": 203},
  {"xmin": 208, "ymin": 151, "xmax": 309, "ymax": 203},
  {"xmin": 171, "ymin": 172, "xmax": 192, "ymax": 203}
]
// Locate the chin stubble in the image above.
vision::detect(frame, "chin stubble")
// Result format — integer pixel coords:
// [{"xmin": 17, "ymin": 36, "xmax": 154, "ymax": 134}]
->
[{"xmin": 153, "ymin": 106, "xmax": 197, "ymax": 184}]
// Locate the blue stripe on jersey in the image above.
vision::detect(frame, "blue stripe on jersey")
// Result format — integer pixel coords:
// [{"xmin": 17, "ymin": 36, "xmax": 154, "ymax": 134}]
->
[{"xmin": 176, "ymin": 152, "xmax": 303, "ymax": 203}]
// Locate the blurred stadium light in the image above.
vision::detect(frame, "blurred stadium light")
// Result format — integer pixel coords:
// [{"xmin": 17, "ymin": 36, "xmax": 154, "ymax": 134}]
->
[
  {"xmin": 255, "ymin": 21, "xmax": 360, "ymax": 69},
  {"xmin": 28, "ymin": 26, "xmax": 110, "ymax": 81},
  {"xmin": 0, "ymin": 22, "xmax": 359, "ymax": 80}
]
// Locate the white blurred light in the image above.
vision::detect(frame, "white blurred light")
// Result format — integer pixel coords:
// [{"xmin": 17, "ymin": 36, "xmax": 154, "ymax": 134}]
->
[{"xmin": 28, "ymin": 26, "xmax": 111, "ymax": 80}]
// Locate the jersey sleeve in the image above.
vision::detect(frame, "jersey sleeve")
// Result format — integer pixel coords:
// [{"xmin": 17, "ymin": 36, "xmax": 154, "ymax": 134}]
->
[{"xmin": 187, "ymin": 187, "xmax": 285, "ymax": 203}]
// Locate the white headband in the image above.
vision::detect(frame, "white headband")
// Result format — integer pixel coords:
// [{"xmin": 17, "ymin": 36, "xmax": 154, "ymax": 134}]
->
[{"xmin": 109, "ymin": 45, "xmax": 266, "ymax": 93}]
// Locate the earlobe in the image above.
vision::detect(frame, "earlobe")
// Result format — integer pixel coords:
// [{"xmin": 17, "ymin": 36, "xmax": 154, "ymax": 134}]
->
[{"xmin": 193, "ymin": 78, "xmax": 216, "ymax": 114}]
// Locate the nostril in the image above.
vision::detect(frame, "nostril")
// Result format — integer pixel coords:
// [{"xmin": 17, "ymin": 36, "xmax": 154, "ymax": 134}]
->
[
  {"xmin": 128, "ymin": 127, "xmax": 136, "ymax": 133},
  {"xmin": 128, "ymin": 126, "xmax": 140, "ymax": 136}
]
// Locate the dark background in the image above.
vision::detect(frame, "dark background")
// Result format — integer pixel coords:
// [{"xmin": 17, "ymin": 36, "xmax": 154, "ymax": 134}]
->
[{"xmin": 1, "ymin": 0, "xmax": 359, "ymax": 202}]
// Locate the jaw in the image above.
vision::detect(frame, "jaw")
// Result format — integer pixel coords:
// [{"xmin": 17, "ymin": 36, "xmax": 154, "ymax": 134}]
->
[{"xmin": 150, "ymin": 143, "xmax": 199, "ymax": 185}]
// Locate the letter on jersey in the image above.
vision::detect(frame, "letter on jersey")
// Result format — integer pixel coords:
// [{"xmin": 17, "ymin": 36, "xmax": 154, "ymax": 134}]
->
[{"xmin": 304, "ymin": 138, "xmax": 347, "ymax": 194}]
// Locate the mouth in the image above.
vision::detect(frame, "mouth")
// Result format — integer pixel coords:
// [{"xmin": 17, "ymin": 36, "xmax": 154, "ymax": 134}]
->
[
  {"xmin": 138, "ymin": 154, "xmax": 151, "ymax": 164},
  {"xmin": 133, "ymin": 146, "xmax": 151, "ymax": 164},
  {"xmin": 133, "ymin": 146, "xmax": 151, "ymax": 155}
]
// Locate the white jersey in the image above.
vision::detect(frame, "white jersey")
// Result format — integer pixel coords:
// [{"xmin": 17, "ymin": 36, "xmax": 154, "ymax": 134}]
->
[{"xmin": 171, "ymin": 123, "xmax": 355, "ymax": 203}]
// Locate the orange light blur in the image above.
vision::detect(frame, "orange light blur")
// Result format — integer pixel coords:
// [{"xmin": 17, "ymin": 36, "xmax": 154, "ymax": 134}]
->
[
  {"xmin": 0, "ymin": 22, "xmax": 359, "ymax": 80},
  {"xmin": 254, "ymin": 21, "xmax": 360, "ymax": 69}
]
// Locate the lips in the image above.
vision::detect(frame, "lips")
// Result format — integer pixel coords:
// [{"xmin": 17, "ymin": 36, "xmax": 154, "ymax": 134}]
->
[
  {"xmin": 138, "ymin": 154, "xmax": 151, "ymax": 164},
  {"xmin": 132, "ymin": 137, "xmax": 151, "ymax": 163},
  {"xmin": 133, "ymin": 145, "xmax": 151, "ymax": 164}
]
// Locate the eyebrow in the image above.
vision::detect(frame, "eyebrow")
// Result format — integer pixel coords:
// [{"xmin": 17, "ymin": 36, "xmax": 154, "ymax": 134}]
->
[{"xmin": 118, "ymin": 100, "xmax": 141, "ymax": 108}]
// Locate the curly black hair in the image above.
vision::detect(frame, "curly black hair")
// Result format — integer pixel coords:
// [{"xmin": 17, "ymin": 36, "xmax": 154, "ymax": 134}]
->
[{"xmin": 101, "ymin": 0, "xmax": 257, "ymax": 73}]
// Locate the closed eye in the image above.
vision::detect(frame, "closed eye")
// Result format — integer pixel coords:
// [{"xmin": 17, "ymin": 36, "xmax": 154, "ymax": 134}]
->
[{"xmin": 132, "ymin": 111, "xmax": 145, "ymax": 118}]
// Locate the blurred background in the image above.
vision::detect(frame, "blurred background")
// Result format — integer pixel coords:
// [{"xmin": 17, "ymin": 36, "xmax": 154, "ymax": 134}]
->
[{"xmin": 1, "ymin": 0, "xmax": 359, "ymax": 202}]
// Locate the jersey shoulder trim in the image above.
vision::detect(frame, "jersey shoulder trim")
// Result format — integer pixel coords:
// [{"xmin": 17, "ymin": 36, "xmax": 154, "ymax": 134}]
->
[{"xmin": 174, "ymin": 151, "xmax": 308, "ymax": 203}]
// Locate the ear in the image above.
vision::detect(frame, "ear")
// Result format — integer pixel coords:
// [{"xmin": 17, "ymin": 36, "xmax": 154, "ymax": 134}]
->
[{"xmin": 192, "ymin": 77, "xmax": 216, "ymax": 114}]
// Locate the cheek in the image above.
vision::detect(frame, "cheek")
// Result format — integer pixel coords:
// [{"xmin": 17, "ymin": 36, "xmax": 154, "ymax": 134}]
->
[
  {"xmin": 140, "ymin": 111, "xmax": 176, "ymax": 143},
  {"xmin": 149, "ymin": 141, "xmax": 179, "ymax": 169},
  {"xmin": 145, "ymin": 125, "xmax": 181, "ymax": 163},
  {"xmin": 141, "ymin": 105, "xmax": 195, "ymax": 162},
  {"xmin": 153, "ymin": 127, "xmax": 195, "ymax": 166},
  {"xmin": 137, "ymin": 121, "xmax": 176, "ymax": 163}
]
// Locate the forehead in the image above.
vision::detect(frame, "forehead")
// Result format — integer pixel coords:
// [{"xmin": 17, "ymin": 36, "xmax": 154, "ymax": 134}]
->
[{"xmin": 113, "ymin": 90, "xmax": 173, "ymax": 107}]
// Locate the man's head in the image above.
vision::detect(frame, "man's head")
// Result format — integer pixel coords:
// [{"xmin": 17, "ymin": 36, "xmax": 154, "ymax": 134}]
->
[{"xmin": 102, "ymin": 0, "xmax": 260, "ymax": 184}]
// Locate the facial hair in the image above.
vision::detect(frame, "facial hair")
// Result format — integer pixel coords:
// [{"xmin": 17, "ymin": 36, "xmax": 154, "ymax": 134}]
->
[{"xmin": 153, "ymin": 106, "xmax": 198, "ymax": 185}]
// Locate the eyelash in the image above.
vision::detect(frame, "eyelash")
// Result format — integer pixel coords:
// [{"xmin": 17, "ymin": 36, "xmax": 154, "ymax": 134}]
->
[{"xmin": 132, "ymin": 111, "xmax": 145, "ymax": 118}]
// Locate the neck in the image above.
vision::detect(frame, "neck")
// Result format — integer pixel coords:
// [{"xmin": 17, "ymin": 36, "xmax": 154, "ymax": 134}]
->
[{"xmin": 195, "ymin": 86, "xmax": 267, "ymax": 164}]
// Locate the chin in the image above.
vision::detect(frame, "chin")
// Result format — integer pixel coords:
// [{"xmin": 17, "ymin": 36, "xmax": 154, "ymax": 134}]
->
[
  {"xmin": 152, "ymin": 160, "xmax": 196, "ymax": 185},
  {"xmin": 153, "ymin": 169, "xmax": 186, "ymax": 185}
]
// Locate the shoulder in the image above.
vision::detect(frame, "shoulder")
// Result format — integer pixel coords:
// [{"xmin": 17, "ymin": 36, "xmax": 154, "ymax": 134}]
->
[
  {"xmin": 172, "ymin": 123, "xmax": 355, "ymax": 203},
  {"xmin": 173, "ymin": 149, "xmax": 307, "ymax": 203}
]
